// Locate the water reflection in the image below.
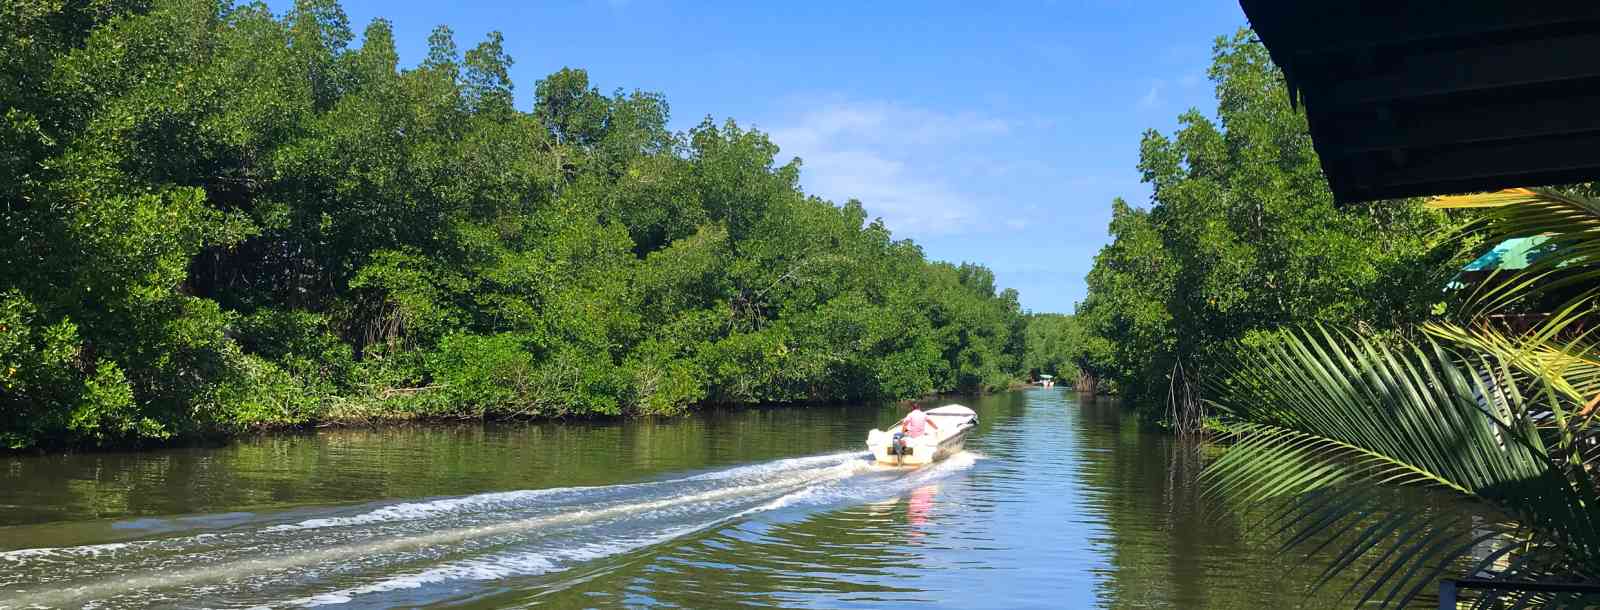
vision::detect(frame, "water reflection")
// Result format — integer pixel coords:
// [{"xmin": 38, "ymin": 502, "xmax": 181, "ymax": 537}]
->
[{"xmin": 906, "ymin": 485, "xmax": 937, "ymax": 531}]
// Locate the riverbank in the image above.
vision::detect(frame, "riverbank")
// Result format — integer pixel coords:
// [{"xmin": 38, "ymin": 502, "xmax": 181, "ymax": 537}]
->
[{"xmin": 2, "ymin": 383, "xmax": 1019, "ymax": 455}]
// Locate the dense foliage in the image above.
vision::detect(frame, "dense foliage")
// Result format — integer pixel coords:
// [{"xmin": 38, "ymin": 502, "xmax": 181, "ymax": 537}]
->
[
  {"xmin": 1021, "ymin": 312, "xmax": 1110, "ymax": 392},
  {"xmin": 1021, "ymin": 313, "xmax": 1075, "ymax": 381},
  {"xmin": 0, "ymin": 0, "xmax": 1027, "ymax": 449},
  {"xmin": 1073, "ymin": 31, "xmax": 1469, "ymax": 421}
]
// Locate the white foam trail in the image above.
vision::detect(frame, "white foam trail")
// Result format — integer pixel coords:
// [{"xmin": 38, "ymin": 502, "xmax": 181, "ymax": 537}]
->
[
  {"xmin": 276, "ymin": 452, "xmax": 980, "ymax": 607},
  {"xmin": 0, "ymin": 542, "xmax": 130, "ymax": 562},
  {"xmin": 266, "ymin": 451, "xmax": 867, "ymax": 533},
  {"xmin": 284, "ymin": 462, "xmax": 873, "ymax": 607},
  {"xmin": 763, "ymin": 450, "xmax": 981, "ymax": 512},
  {"xmin": 0, "ymin": 454, "xmax": 869, "ymax": 608},
  {"xmin": 264, "ymin": 487, "xmax": 579, "ymax": 532},
  {"xmin": 289, "ymin": 527, "xmax": 700, "ymax": 607},
  {"xmin": 0, "ymin": 452, "xmax": 869, "ymax": 571},
  {"xmin": 0, "ymin": 532, "xmax": 249, "ymax": 571},
  {"xmin": 686, "ymin": 452, "xmax": 865, "ymax": 480},
  {"xmin": 0, "ymin": 450, "xmax": 983, "ymax": 609}
]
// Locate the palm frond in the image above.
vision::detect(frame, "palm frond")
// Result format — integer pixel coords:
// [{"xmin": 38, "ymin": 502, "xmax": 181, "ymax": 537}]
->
[
  {"xmin": 1425, "ymin": 308, "xmax": 1599, "ymax": 404},
  {"xmin": 1204, "ymin": 328, "xmax": 1600, "ymax": 608},
  {"xmin": 1428, "ymin": 188, "xmax": 1544, "ymax": 210}
]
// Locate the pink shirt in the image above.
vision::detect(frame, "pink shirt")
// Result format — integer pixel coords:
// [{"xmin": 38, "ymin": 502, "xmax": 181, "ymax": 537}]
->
[{"xmin": 903, "ymin": 409, "xmax": 929, "ymax": 437}]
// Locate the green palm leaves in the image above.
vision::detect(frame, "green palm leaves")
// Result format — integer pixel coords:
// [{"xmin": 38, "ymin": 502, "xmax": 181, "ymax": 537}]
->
[{"xmin": 1204, "ymin": 187, "xmax": 1600, "ymax": 608}]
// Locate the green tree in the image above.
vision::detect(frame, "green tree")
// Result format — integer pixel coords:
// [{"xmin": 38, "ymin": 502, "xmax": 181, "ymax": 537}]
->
[
  {"xmin": 1022, "ymin": 313, "xmax": 1084, "ymax": 382},
  {"xmin": 1078, "ymin": 30, "xmax": 1464, "ymax": 422},
  {"xmin": 0, "ymin": 0, "xmax": 1031, "ymax": 449}
]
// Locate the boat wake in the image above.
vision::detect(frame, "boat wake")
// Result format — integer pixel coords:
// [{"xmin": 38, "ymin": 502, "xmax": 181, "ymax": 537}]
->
[{"xmin": 0, "ymin": 451, "xmax": 980, "ymax": 608}]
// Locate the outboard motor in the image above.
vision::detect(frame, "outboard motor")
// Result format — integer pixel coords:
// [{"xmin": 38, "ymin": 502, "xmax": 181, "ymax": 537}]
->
[{"xmin": 891, "ymin": 432, "xmax": 909, "ymax": 456}]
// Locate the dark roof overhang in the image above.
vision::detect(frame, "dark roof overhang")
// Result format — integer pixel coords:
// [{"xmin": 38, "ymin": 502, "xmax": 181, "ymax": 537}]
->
[{"xmin": 1238, "ymin": 1, "xmax": 1600, "ymax": 204}]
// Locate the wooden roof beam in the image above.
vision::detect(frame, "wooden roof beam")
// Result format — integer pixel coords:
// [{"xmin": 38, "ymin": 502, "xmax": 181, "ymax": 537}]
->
[
  {"xmin": 1318, "ymin": 84, "xmax": 1600, "ymax": 154},
  {"xmin": 1302, "ymin": 30, "xmax": 1600, "ymax": 109},
  {"xmin": 1241, "ymin": 1, "xmax": 1600, "ymax": 57},
  {"xmin": 1333, "ymin": 131, "xmax": 1600, "ymax": 200}
]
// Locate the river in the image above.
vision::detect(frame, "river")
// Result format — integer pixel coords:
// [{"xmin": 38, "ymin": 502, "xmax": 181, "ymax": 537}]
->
[{"xmin": 1, "ymin": 389, "xmax": 1378, "ymax": 608}]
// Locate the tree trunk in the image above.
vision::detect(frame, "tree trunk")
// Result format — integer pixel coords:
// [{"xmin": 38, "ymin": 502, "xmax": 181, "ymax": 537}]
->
[{"xmin": 1076, "ymin": 371, "xmax": 1098, "ymax": 394}]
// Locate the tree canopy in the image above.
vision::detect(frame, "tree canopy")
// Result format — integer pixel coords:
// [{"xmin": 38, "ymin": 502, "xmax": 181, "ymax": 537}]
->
[
  {"xmin": 1074, "ymin": 31, "xmax": 1469, "ymax": 421},
  {"xmin": 0, "ymin": 0, "xmax": 1029, "ymax": 449}
]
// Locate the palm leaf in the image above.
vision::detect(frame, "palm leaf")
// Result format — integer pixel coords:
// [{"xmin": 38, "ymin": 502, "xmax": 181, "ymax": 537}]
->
[
  {"xmin": 1203, "ymin": 328, "xmax": 1600, "ymax": 608},
  {"xmin": 1426, "ymin": 314, "xmax": 1600, "ymax": 437},
  {"xmin": 1427, "ymin": 188, "xmax": 1544, "ymax": 210}
]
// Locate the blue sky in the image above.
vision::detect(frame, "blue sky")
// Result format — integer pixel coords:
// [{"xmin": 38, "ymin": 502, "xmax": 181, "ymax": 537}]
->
[{"xmin": 265, "ymin": 0, "xmax": 1250, "ymax": 313}]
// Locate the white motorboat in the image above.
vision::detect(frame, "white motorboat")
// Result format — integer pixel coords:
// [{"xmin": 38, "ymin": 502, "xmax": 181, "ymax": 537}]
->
[{"xmin": 865, "ymin": 404, "xmax": 979, "ymax": 466}]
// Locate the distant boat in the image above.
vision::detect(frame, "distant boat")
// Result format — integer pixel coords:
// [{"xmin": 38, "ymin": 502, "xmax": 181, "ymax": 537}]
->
[
  {"xmin": 1038, "ymin": 374, "xmax": 1055, "ymax": 388},
  {"xmin": 865, "ymin": 405, "xmax": 979, "ymax": 466}
]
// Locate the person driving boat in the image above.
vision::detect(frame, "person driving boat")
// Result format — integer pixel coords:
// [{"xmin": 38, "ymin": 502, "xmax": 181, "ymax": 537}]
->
[
  {"xmin": 899, "ymin": 403, "xmax": 941, "ymax": 438},
  {"xmin": 890, "ymin": 403, "xmax": 941, "ymax": 457}
]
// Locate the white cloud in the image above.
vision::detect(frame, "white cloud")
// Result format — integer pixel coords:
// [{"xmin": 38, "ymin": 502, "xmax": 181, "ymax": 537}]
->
[
  {"xmin": 1138, "ymin": 83, "xmax": 1162, "ymax": 109},
  {"xmin": 764, "ymin": 100, "xmax": 1015, "ymax": 238}
]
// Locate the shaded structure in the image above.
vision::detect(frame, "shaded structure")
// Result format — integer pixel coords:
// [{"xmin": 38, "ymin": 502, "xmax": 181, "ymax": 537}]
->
[{"xmin": 1238, "ymin": 2, "xmax": 1600, "ymax": 204}]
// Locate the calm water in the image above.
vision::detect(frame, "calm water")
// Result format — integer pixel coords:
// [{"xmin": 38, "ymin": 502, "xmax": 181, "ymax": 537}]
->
[{"xmin": 1, "ymin": 390, "xmax": 1373, "ymax": 608}]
